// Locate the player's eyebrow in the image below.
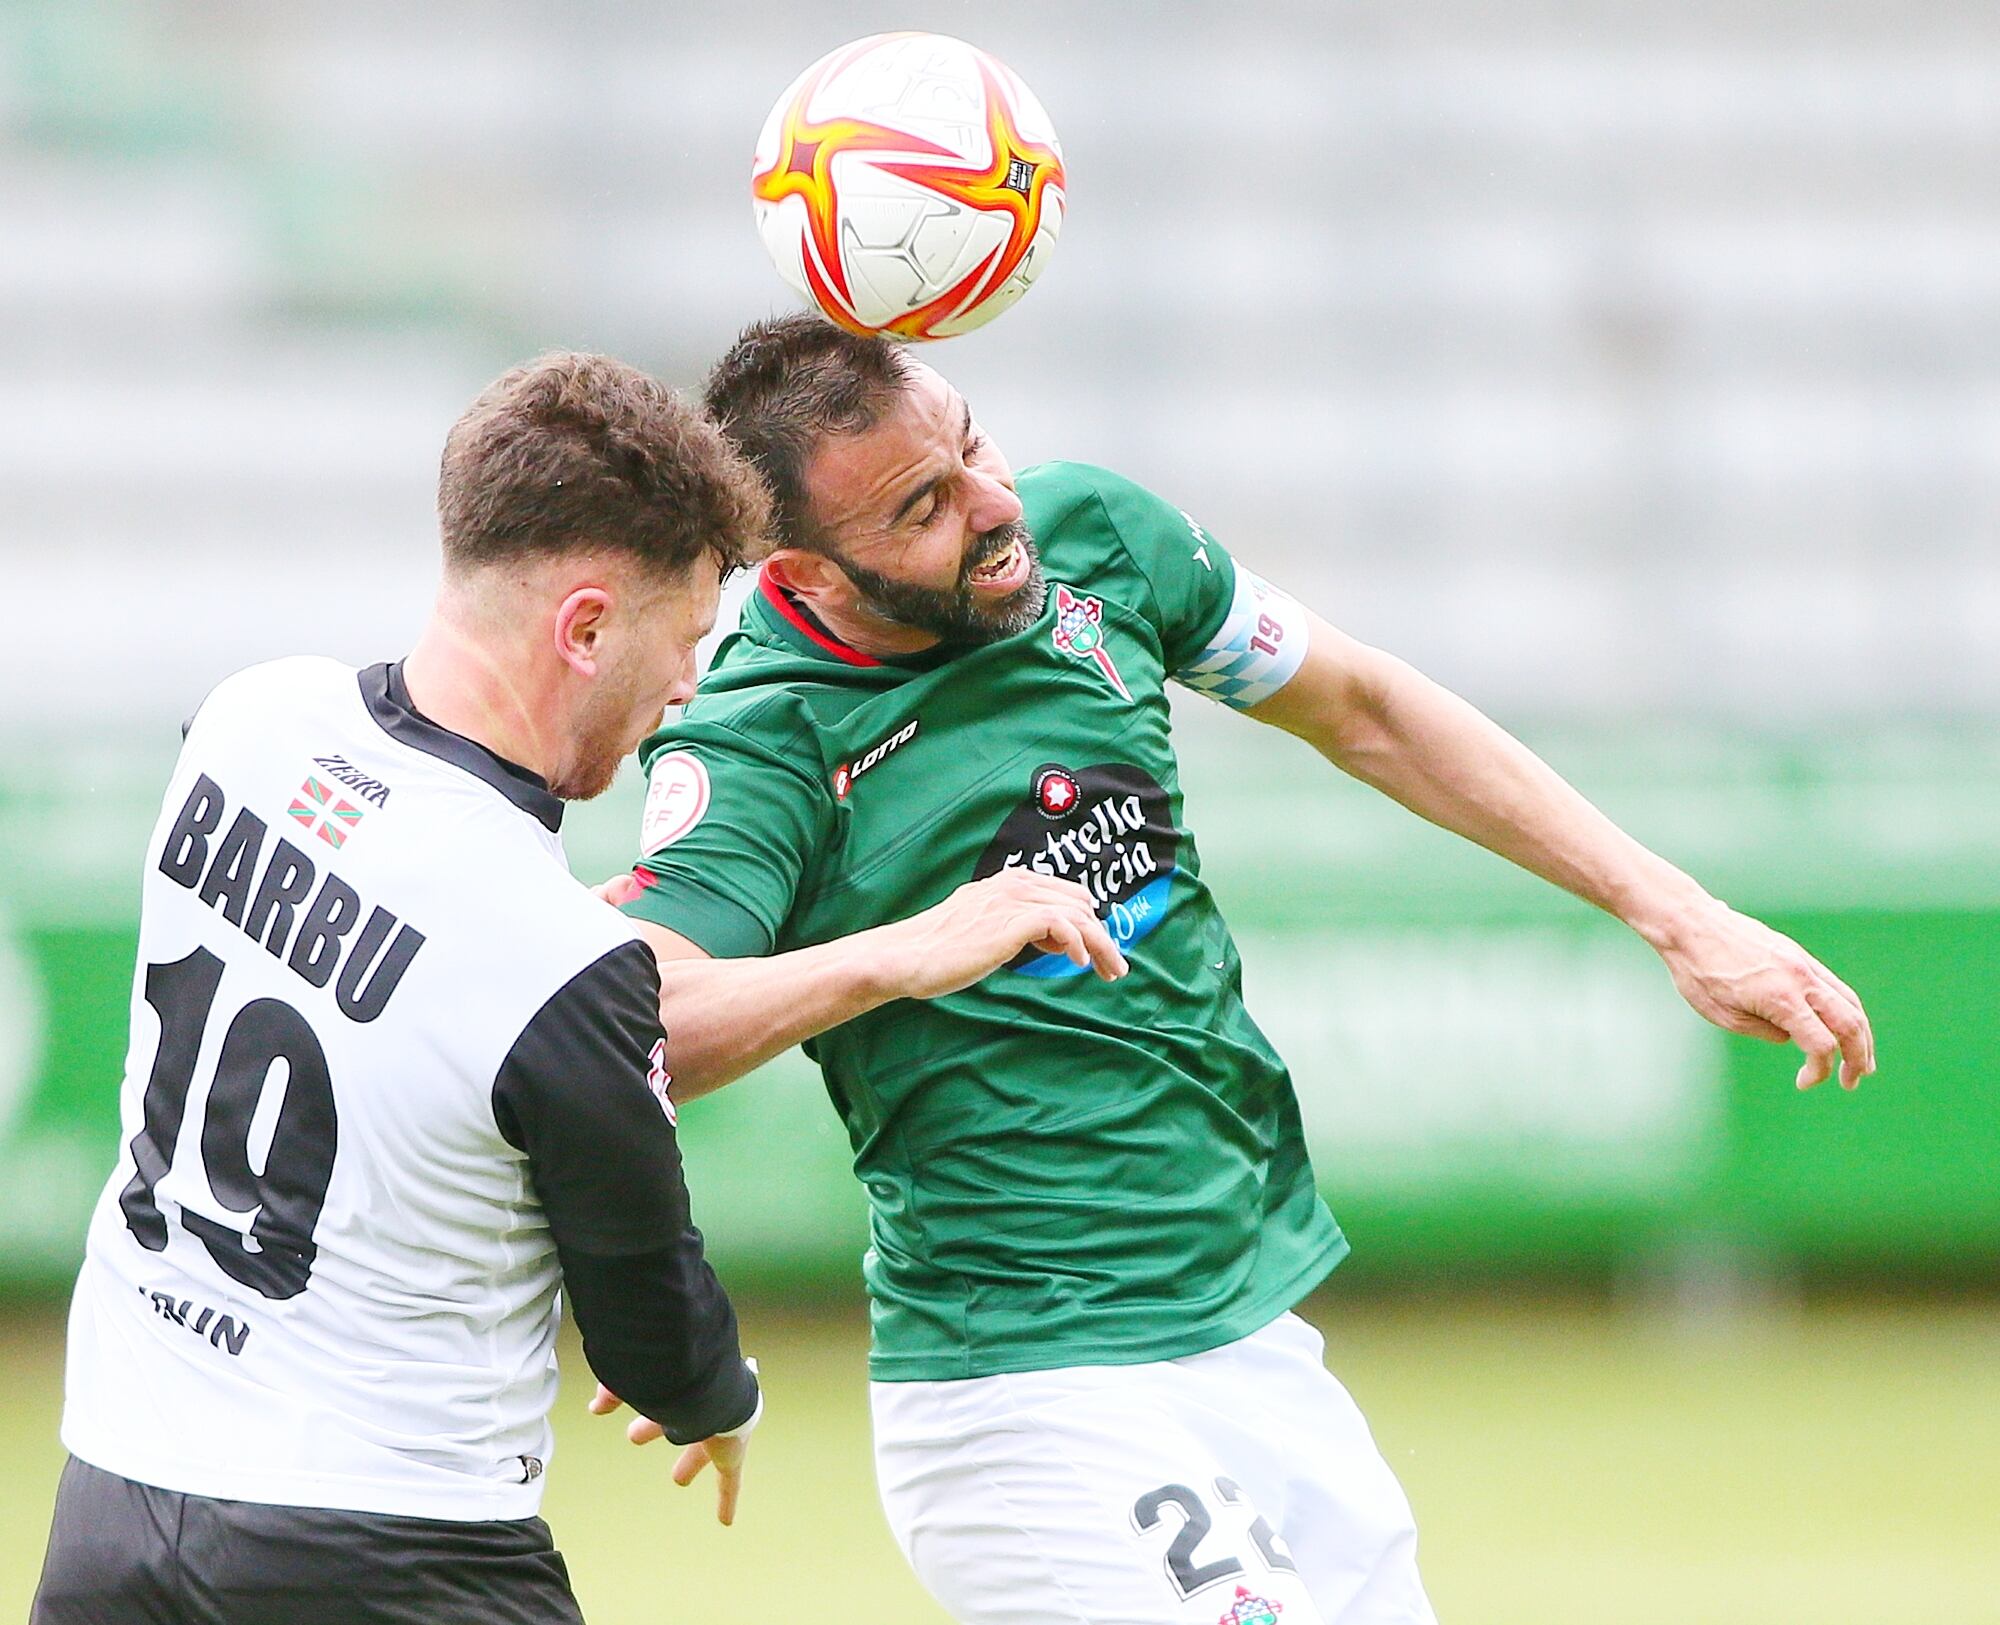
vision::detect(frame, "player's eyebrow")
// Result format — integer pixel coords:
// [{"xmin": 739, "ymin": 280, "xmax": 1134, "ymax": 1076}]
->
[{"xmin": 889, "ymin": 398, "xmax": 976, "ymax": 524}]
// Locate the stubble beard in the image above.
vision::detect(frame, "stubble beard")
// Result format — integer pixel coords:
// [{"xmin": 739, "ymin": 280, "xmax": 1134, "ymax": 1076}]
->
[
  {"xmin": 548, "ymin": 727, "xmax": 626, "ymax": 802},
  {"xmin": 839, "ymin": 520, "xmax": 1048, "ymax": 650},
  {"xmin": 552, "ymin": 672, "xmax": 656, "ymax": 803}
]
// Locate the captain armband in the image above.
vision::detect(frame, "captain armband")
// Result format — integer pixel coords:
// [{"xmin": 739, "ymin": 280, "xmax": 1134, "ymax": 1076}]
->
[{"xmin": 1173, "ymin": 565, "xmax": 1311, "ymax": 710}]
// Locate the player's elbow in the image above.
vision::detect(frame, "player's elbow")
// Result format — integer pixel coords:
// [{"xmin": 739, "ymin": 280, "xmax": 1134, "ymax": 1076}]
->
[{"xmin": 1327, "ymin": 648, "xmax": 1412, "ymax": 768}]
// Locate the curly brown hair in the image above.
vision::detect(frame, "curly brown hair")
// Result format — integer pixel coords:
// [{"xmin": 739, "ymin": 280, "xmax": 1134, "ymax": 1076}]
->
[
  {"xmin": 701, "ymin": 315, "xmax": 910, "ymax": 552},
  {"xmin": 438, "ymin": 352, "xmax": 772, "ymax": 579}
]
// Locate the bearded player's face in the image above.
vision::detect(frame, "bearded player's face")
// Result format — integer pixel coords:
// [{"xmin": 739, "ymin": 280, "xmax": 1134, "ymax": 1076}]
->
[{"xmin": 805, "ymin": 362, "xmax": 1046, "ymax": 647}]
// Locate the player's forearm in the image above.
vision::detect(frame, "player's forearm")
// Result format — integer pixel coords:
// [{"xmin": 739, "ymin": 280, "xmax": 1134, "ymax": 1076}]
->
[
  {"xmin": 652, "ymin": 932, "xmax": 901, "ymax": 1101},
  {"xmin": 635, "ymin": 869, "xmax": 1116, "ymax": 1099},
  {"xmin": 1267, "ymin": 640, "xmax": 1712, "ymax": 947}
]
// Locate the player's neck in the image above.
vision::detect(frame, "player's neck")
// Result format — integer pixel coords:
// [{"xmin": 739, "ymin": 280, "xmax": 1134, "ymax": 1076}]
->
[
  {"xmin": 401, "ymin": 616, "xmax": 559, "ymax": 787},
  {"xmin": 806, "ymin": 596, "xmax": 942, "ymax": 660},
  {"xmin": 765, "ymin": 554, "xmax": 943, "ymax": 660}
]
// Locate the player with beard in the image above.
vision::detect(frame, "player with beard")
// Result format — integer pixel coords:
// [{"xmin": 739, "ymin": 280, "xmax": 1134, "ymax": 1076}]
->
[
  {"xmin": 608, "ymin": 316, "xmax": 1876, "ymax": 1625},
  {"xmin": 33, "ymin": 350, "xmax": 1124, "ymax": 1625}
]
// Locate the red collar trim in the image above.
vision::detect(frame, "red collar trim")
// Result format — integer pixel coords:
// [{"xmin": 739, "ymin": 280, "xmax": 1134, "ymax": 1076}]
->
[{"xmin": 758, "ymin": 567, "xmax": 884, "ymax": 668}]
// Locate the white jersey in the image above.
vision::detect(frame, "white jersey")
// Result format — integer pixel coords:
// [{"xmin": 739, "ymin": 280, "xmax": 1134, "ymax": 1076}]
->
[{"xmin": 61, "ymin": 657, "xmax": 756, "ymax": 1521}]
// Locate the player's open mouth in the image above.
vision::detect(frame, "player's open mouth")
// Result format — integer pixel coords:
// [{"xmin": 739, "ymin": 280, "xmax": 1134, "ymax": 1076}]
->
[{"xmin": 967, "ymin": 537, "xmax": 1029, "ymax": 593}]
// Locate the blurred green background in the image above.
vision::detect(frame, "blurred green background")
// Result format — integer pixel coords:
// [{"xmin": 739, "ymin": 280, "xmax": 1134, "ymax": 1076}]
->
[{"xmin": 4, "ymin": 0, "xmax": 1997, "ymax": 1619}]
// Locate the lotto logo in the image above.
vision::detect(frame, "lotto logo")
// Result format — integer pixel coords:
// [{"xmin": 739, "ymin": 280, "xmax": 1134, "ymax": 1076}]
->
[{"xmin": 833, "ymin": 718, "xmax": 919, "ymax": 801}]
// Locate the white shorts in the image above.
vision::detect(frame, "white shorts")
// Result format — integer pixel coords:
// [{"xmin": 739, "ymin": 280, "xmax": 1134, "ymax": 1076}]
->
[{"xmin": 871, "ymin": 1312, "xmax": 1437, "ymax": 1625}]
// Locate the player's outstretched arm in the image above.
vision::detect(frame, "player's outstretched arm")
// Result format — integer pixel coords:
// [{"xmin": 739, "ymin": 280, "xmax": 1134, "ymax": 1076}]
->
[
  {"xmin": 1246, "ymin": 609, "xmax": 1876, "ymax": 1090},
  {"xmin": 597, "ymin": 871, "xmax": 1126, "ymax": 1102}
]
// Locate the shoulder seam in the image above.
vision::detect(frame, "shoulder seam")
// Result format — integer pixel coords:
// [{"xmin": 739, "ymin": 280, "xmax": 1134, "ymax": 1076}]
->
[
  {"xmin": 1077, "ymin": 485, "xmax": 1171, "ymax": 659},
  {"xmin": 1025, "ymin": 463, "xmax": 1171, "ymax": 623},
  {"xmin": 1020, "ymin": 461, "xmax": 1107, "ymax": 540}
]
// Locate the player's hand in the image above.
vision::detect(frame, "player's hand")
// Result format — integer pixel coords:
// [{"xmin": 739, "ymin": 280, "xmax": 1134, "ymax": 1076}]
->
[
  {"xmin": 586, "ymin": 1383, "xmax": 752, "ymax": 1525},
  {"xmin": 1654, "ymin": 898, "xmax": 1876, "ymax": 1090},
  {"xmin": 592, "ymin": 871, "xmax": 644, "ymax": 907},
  {"xmin": 671, "ymin": 1431, "xmax": 750, "ymax": 1527},
  {"xmin": 587, "ymin": 1380, "xmax": 665, "ymax": 1445},
  {"xmin": 881, "ymin": 872, "xmax": 1127, "ymax": 997}
]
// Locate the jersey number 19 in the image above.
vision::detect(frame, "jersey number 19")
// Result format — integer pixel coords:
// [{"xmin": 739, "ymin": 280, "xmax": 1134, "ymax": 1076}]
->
[{"xmin": 118, "ymin": 947, "xmax": 338, "ymax": 1300}]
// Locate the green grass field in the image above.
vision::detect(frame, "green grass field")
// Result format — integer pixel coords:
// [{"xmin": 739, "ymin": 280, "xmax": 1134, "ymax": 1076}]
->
[{"xmin": 6, "ymin": 1291, "xmax": 1999, "ymax": 1623}]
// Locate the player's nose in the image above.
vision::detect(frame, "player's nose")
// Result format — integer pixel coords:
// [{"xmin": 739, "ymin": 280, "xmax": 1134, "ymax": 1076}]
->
[
  {"xmin": 664, "ymin": 651, "xmax": 699, "ymax": 710},
  {"xmin": 967, "ymin": 468, "xmax": 1023, "ymax": 534}
]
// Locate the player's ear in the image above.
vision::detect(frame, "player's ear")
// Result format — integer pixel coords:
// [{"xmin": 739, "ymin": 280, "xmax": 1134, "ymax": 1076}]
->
[
  {"xmin": 552, "ymin": 586, "xmax": 615, "ymax": 677},
  {"xmin": 766, "ymin": 548, "xmax": 844, "ymax": 606}
]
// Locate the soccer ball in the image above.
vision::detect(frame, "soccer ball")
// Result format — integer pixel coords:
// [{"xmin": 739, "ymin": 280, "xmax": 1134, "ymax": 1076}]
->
[{"xmin": 751, "ymin": 32, "xmax": 1066, "ymax": 341}]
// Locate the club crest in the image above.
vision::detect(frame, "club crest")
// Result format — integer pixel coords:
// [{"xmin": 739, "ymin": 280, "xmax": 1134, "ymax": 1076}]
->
[{"xmin": 1051, "ymin": 583, "xmax": 1132, "ymax": 701}]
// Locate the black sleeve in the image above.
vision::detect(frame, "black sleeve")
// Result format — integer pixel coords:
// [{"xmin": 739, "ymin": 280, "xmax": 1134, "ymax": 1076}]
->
[{"xmin": 492, "ymin": 937, "xmax": 759, "ymax": 1445}]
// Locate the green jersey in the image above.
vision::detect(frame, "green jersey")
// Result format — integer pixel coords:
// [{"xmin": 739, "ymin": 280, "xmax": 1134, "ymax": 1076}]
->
[{"xmin": 624, "ymin": 461, "xmax": 1345, "ymax": 1380}]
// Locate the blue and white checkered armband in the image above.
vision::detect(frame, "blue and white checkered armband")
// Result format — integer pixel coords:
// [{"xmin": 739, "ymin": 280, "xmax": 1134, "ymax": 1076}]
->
[{"xmin": 1174, "ymin": 565, "xmax": 1311, "ymax": 710}]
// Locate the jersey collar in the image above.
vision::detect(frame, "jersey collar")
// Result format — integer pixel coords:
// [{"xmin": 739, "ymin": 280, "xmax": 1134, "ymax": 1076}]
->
[
  {"xmin": 360, "ymin": 662, "xmax": 564, "ymax": 832},
  {"xmin": 754, "ymin": 568, "xmax": 883, "ymax": 667}
]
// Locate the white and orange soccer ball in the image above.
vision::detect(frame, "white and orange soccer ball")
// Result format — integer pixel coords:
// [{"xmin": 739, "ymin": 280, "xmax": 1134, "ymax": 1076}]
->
[{"xmin": 751, "ymin": 32, "xmax": 1066, "ymax": 340}]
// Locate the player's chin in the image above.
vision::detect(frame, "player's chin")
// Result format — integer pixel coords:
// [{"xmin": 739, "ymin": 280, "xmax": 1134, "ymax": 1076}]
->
[
  {"xmin": 974, "ymin": 560, "xmax": 1047, "ymax": 639},
  {"xmin": 964, "ymin": 544, "xmax": 1056, "ymax": 620},
  {"xmin": 550, "ymin": 748, "xmax": 627, "ymax": 804}
]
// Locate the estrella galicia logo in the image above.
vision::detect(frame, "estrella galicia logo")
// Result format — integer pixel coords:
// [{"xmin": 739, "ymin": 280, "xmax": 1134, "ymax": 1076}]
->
[{"xmin": 973, "ymin": 763, "xmax": 1179, "ymax": 978}]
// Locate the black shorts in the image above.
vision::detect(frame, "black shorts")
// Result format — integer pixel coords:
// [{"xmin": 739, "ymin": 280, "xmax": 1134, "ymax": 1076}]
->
[{"xmin": 31, "ymin": 1456, "xmax": 587, "ymax": 1625}]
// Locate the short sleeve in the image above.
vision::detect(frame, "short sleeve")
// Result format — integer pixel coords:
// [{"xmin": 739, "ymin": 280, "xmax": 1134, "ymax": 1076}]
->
[
  {"xmin": 1049, "ymin": 464, "xmax": 1311, "ymax": 712},
  {"xmin": 619, "ymin": 718, "xmax": 830, "ymax": 958},
  {"xmin": 1057, "ymin": 462, "xmax": 1240, "ymax": 673}
]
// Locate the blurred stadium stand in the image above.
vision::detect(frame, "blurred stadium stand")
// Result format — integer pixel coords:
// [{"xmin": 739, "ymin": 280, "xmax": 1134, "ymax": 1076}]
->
[{"xmin": 2, "ymin": 0, "xmax": 1996, "ymax": 720}]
